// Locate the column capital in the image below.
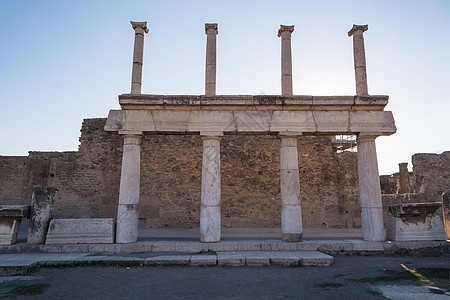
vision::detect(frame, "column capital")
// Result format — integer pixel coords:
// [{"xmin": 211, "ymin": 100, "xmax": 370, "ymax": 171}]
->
[
  {"xmin": 278, "ymin": 25, "xmax": 294, "ymax": 38},
  {"xmin": 278, "ymin": 131, "xmax": 302, "ymax": 138},
  {"xmin": 200, "ymin": 131, "xmax": 223, "ymax": 138},
  {"xmin": 348, "ymin": 24, "xmax": 368, "ymax": 37},
  {"xmin": 358, "ymin": 131, "xmax": 381, "ymax": 140},
  {"xmin": 130, "ymin": 21, "xmax": 149, "ymax": 34},
  {"xmin": 205, "ymin": 23, "xmax": 218, "ymax": 35},
  {"xmin": 398, "ymin": 162, "xmax": 408, "ymax": 168}
]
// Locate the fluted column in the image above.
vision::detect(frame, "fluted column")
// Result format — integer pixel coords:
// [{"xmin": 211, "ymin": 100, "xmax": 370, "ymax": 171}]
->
[
  {"xmin": 116, "ymin": 133, "xmax": 142, "ymax": 243},
  {"xmin": 200, "ymin": 133, "xmax": 222, "ymax": 242},
  {"xmin": 130, "ymin": 21, "xmax": 149, "ymax": 94},
  {"xmin": 348, "ymin": 24, "xmax": 369, "ymax": 95},
  {"xmin": 278, "ymin": 25, "xmax": 294, "ymax": 96},
  {"xmin": 205, "ymin": 23, "xmax": 218, "ymax": 96},
  {"xmin": 279, "ymin": 132, "xmax": 302, "ymax": 242},
  {"xmin": 357, "ymin": 133, "xmax": 384, "ymax": 241}
]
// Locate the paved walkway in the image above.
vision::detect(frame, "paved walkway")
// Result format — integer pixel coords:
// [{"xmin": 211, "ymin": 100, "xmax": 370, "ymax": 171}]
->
[{"xmin": 0, "ymin": 250, "xmax": 333, "ymax": 275}]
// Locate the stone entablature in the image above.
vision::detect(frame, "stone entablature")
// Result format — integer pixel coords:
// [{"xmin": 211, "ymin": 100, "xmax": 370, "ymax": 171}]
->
[{"xmin": 105, "ymin": 95, "xmax": 395, "ymax": 136}]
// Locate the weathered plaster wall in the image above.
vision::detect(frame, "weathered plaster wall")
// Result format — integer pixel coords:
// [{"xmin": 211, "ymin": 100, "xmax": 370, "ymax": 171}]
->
[
  {"xmin": 412, "ymin": 152, "xmax": 450, "ymax": 193},
  {"xmin": 0, "ymin": 118, "xmax": 361, "ymax": 229}
]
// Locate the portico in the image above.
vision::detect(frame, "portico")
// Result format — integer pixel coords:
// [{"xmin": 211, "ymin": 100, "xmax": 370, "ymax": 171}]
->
[{"xmin": 105, "ymin": 22, "xmax": 396, "ymax": 243}]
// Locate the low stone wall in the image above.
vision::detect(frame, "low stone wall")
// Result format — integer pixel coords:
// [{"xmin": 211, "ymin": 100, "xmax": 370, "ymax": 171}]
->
[{"xmin": 382, "ymin": 191, "xmax": 444, "ymax": 227}]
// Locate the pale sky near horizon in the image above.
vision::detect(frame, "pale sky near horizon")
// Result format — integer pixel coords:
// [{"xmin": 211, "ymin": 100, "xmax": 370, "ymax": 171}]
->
[{"xmin": 0, "ymin": 0, "xmax": 449, "ymax": 175}]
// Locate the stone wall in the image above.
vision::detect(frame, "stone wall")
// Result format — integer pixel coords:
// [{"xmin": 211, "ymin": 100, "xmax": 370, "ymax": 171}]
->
[
  {"xmin": 412, "ymin": 152, "xmax": 450, "ymax": 193},
  {"xmin": 0, "ymin": 118, "xmax": 361, "ymax": 229}
]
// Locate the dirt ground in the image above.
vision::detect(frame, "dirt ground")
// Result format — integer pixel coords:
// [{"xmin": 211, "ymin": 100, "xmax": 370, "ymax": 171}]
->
[{"xmin": 0, "ymin": 255, "xmax": 448, "ymax": 299}]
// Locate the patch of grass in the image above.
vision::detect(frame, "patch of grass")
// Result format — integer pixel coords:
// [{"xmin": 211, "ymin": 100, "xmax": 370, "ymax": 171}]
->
[
  {"xmin": 355, "ymin": 267, "xmax": 449, "ymax": 292},
  {"xmin": 26, "ymin": 260, "xmax": 188, "ymax": 274},
  {"xmin": 5, "ymin": 283, "xmax": 50, "ymax": 296},
  {"xmin": 314, "ymin": 282, "xmax": 345, "ymax": 289},
  {"xmin": 357, "ymin": 270, "xmax": 415, "ymax": 283},
  {"xmin": 417, "ymin": 268, "xmax": 449, "ymax": 280}
]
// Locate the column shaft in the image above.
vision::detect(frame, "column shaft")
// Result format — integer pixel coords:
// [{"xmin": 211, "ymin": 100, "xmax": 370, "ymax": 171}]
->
[
  {"xmin": 130, "ymin": 21, "xmax": 149, "ymax": 94},
  {"xmin": 398, "ymin": 163, "xmax": 411, "ymax": 193},
  {"xmin": 357, "ymin": 134, "xmax": 384, "ymax": 241},
  {"xmin": 348, "ymin": 25, "xmax": 368, "ymax": 95},
  {"xmin": 205, "ymin": 24, "xmax": 218, "ymax": 96},
  {"xmin": 116, "ymin": 135, "xmax": 142, "ymax": 243},
  {"xmin": 278, "ymin": 25, "xmax": 294, "ymax": 96},
  {"xmin": 280, "ymin": 135, "xmax": 302, "ymax": 242},
  {"xmin": 200, "ymin": 135, "xmax": 221, "ymax": 242}
]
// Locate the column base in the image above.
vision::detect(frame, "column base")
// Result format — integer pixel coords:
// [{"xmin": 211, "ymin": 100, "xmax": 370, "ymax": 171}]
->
[{"xmin": 281, "ymin": 233, "xmax": 302, "ymax": 243}]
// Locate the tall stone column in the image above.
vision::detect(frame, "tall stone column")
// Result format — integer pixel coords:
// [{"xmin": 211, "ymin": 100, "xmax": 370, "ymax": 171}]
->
[
  {"xmin": 357, "ymin": 133, "xmax": 384, "ymax": 241},
  {"xmin": 116, "ymin": 133, "xmax": 142, "ymax": 243},
  {"xmin": 200, "ymin": 133, "xmax": 222, "ymax": 242},
  {"xmin": 398, "ymin": 163, "xmax": 411, "ymax": 194},
  {"xmin": 205, "ymin": 23, "xmax": 218, "ymax": 96},
  {"xmin": 348, "ymin": 24, "xmax": 369, "ymax": 95},
  {"xmin": 130, "ymin": 21, "xmax": 149, "ymax": 94},
  {"xmin": 279, "ymin": 132, "xmax": 302, "ymax": 242},
  {"xmin": 278, "ymin": 25, "xmax": 294, "ymax": 96}
]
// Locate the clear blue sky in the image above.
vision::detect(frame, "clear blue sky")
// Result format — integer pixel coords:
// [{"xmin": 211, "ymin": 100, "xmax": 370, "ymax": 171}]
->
[{"xmin": 0, "ymin": 0, "xmax": 449, "ymax": 175}]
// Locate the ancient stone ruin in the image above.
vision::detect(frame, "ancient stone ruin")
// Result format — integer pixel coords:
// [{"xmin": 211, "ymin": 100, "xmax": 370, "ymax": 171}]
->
[
  {"xmin": 102, "ymin": 22, "xmax": 396, "ymax": 243},
  {"xmin": 3, "ymin": 21, "xmax": 417, "ymax": 245}
]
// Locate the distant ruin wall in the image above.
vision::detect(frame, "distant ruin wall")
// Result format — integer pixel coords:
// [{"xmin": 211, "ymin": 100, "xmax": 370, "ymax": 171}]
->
[
  {"xmin": 412, "ymin": 152, "xmax": 450, "ymax": 193},
  {"xmin": 0, "ymin": 118, "xmax": 361, "ymax": 229}
]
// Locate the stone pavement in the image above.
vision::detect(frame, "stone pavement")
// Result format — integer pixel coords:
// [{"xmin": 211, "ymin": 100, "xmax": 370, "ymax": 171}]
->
[{"xmin": 0, "ymin": 250, "xmax": 333, "ymax": 275}]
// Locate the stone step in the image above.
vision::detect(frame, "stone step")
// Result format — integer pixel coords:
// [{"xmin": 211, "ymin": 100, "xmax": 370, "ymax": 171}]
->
[{"xmin": 0, "ymin": 251, "xmax": 333, "ymax": 275}]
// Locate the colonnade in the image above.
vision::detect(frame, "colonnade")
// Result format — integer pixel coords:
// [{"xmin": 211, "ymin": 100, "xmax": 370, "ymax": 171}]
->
[{"xmin": 115, "ymin": 22, "xmax": 386, "ymax": 243}]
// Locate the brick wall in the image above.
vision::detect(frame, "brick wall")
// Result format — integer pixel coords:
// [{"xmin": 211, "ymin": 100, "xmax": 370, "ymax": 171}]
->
[{"xmin": 0, "ymin": 118, "xmax": 361, "ymax": 229}]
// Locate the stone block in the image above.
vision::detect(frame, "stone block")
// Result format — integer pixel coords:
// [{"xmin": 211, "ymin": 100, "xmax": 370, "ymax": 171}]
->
[
  {"xmin": 28, "ymin": 186, "xmax": 55, "ymax": 245},
  {"xmin": 122, "ymin": 110, "xmax": 155, "ymax": 132},
  {"xmin": 276, "ymin": 242, "xmax": 298, "ymax": 251},
  {"xmin": 351, "ymin": 240, "xmax": 384, "ymax": 251},
  {"xmin": 208, "ymin": 241, "xmax": 238, "ymax": 252},
  {"xmin": 187, "ymin": 111, "xmax": 235, "ymax": 133},
  {"xmin": 386, "ymin": 216, "xmax": 446, "ymax": 241},
  {"xmin": 121, "ymin": 242, "xmax": 153, "ymax": 253},
  {"xmin": 190, "ymin": 254, "xmax": 217, "ymax": 266},
  {"xmin": 296, "ymin": 251, "xmax": 334, "ymax": 266},
  {"xmin": 45, "ymin": 218, "xmax": 115, "ymax": 244},
  {"xmin": 349, "ymin": 111, "xmax": 396, "ymax": 135},
  {"xmin": 243, "ymin": 252, "xmax": 270, "ymax": 266},
  {"xmin": 237, "ymin": 240, "xmax": 262, "ymax": 251},
  {"xmin": 270, "ymin": 111, "xmax": 316, "ymax": 133},
  {"xmin": 217, "ymin": 252, "xmax": 245, "ymax": 266},
  {"xmin": 175, "ymin": 241, "xmax": 208, "ymax": 253},
  {"xmin": 234, "ymin": 111, "xmax": 271, "ymax": 132},
  {"xmin": 153, "ymin": 110, "xmax": 189, "ymax": 132},
  {"xmin": 145, "ymin": 255, "xmax": 191, "ymax": 265},
  {"xmin": 0, "ymin": 219, "xmax": 22, "ymax": 245},
  {"xmin": 152, "ymin": 241, "xmax": 176, "ymax": 252},
  {"xmin": 267, "ymin": 252, "xmax": 301, "ymax": 267},
  {"xmin": 312, "ymin": 111, "xmax": 350, "ymax": 133},
  {"xmin": 260, "ymin": 240, "xmax": 280, "ymax": 251},
  {"xmin": 296, "ymin": 241, "xmax": 320, "ymax": 251},
  {"xmin": 312, "ymin": 96, "xmax": 354, "ymax": 106},
  {"xmin": 88, "ymin": 243, "xmax": 122, "ymax": 253},
  {"xmin": 386, "ymin": 202, "xmax": 446, "ymax": 241}
]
